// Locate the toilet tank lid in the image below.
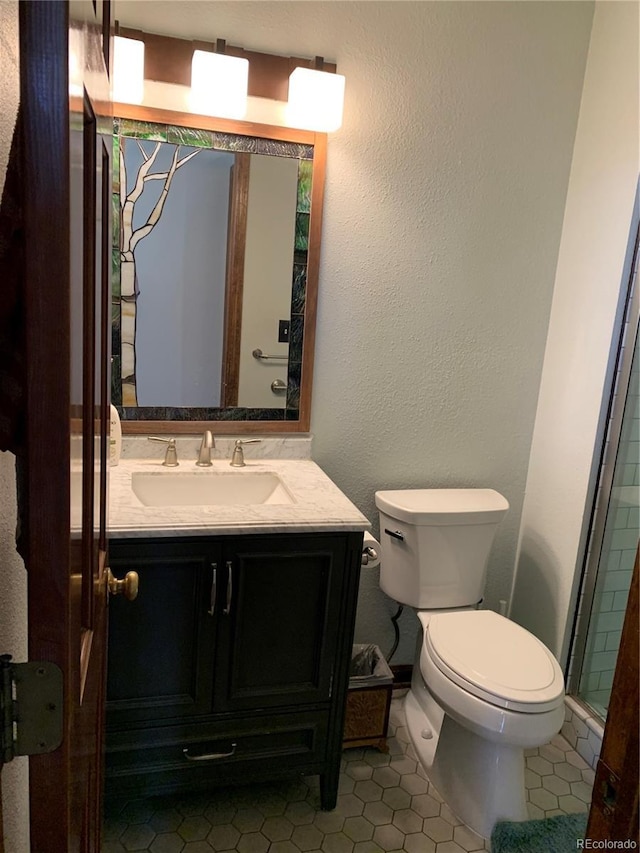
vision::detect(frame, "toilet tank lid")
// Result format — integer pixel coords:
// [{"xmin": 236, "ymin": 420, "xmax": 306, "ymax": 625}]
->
[{"xmin": 375, "ymin": 489, "xmax": 509, "ymax": 525}]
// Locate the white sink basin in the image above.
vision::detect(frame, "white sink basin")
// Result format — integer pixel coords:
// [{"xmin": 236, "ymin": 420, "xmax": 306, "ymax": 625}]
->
[{"xmin": 131, "ymin": 470, "xmax": 295, "ymax": 507}]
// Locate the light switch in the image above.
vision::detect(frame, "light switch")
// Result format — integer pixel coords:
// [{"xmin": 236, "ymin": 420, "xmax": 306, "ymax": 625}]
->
[{"xmin": 278, "ymin": 320, "xmax": 290, "ymax": 343}]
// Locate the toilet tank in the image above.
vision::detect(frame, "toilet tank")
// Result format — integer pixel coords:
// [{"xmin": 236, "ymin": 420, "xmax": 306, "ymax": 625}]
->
[{"xmin": 375, "ymin": 489, "xmax": 509, "ymax": 609}]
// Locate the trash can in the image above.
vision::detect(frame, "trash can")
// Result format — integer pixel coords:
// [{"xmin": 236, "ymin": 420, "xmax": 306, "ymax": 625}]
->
[{"xmin": 343, "ymin": 644, "xmax": 394, "ymax": 752}]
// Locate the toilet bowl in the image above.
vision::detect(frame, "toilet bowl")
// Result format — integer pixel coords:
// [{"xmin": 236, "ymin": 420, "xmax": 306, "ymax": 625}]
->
[
  {"xmin": 422, "ymin": 610, "xmax": 564, "ymax": 742},
  {"xmin": 375, "ymin": 488, "xmax": 566, "ymax": 838},
  {"xmin": 412, "ymin": 609, "xmax": 564, "ymax": 838}
]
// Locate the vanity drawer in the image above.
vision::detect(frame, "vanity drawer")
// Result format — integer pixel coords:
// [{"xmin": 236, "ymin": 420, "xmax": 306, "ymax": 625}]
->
[{"xmin": 105, "ymin": 711, "xmax": 329, "ymax": 798}]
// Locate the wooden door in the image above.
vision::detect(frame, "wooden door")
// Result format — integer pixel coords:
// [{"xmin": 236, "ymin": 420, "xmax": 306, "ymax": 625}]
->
[{"xmin": 20, "ymin": 1, "xmax": 112, "ymax": 850}]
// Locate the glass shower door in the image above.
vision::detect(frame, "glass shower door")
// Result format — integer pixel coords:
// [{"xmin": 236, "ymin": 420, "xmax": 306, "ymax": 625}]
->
[{"xmin": 574, "ymin": 299, "xmax": 639, "ymax": 719}]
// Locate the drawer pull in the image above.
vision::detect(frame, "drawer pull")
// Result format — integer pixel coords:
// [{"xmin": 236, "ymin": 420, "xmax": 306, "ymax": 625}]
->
[
  {"xmin": 208, "ymin": 563, "xmax": 217, "ymax": 616},
  {"xmin": 224, "ymin": 561, "xmax": 233, "ymax": 615},
  {"xmin": 384, "ymin": 528, "xmax": 405, "ymax": 541},
  {"xmin": 183, "ymin": 743, "xmax": 237, "ymax": 761}
]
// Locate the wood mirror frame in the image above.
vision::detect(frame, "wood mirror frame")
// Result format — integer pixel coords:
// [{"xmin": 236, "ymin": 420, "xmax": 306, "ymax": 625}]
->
[{"xmin": 113, "ymin": 102, "xmax": 327, "ymax": 434}]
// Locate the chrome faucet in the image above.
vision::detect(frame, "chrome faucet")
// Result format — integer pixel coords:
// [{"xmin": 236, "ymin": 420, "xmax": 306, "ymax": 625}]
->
[{"xmin": 196, "ymin": 430, "xmax": 214, "ymax": 467}]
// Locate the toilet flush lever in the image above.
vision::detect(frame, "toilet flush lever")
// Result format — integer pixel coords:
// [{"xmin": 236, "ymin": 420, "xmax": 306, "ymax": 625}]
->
[{"xmin": 385, "ymin": 529, "xmax": 405, "ymax": 541}]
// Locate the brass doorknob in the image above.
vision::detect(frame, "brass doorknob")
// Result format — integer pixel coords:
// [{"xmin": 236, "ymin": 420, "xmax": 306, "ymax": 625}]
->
[{"xmin": 107, "ymin": 568, "xmax": 139, "ymax": 600}]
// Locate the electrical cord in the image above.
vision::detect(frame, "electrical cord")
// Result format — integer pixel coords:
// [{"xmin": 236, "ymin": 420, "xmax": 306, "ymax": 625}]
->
[{"xmin": 386, "ymin": 604, "xmax": 404, "ymax": 663}]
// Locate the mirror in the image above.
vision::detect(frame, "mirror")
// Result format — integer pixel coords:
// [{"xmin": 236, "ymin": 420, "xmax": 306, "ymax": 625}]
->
[{"xmin": 112, "ymin": 105, "xmax": 326, "ymax": 434}]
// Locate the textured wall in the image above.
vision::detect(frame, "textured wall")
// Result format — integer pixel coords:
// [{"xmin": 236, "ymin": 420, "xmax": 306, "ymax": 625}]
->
[
  {"xmin": 116, "ymin": 1, "xmax": 594, "ymax": 661},
  {"xmin": 0, "ymin": 0, "xmax": 19, "ymax": 175},
  {"xmin": 511, "ymin": 1, "xmax": 639, "ymax": 665},
  {"xmin": 0, "ymin": 2, "xmax": 29, "ymax": 850}
]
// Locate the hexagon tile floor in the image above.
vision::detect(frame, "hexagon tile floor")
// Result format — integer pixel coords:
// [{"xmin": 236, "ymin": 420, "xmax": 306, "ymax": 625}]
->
[{"xmin": 103, "ymin": 696, "xmax": 594, "ymax": 853}]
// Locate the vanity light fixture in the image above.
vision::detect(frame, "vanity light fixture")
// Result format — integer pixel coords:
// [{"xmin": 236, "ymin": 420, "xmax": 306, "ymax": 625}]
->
[
  {"xmin": 190, "ymin": 47, "xmax": 249, "ymax": 119},
  {"xmin": 287, "ymin": 66, "xmax": 346, "ymax": 132},
  {"xmin": 113, "ymin": 35, "xmax": 145, "ymax": 104},
  {"xmin": 68, "ymin": 28, "xmax": 83, "ymax": 97}
]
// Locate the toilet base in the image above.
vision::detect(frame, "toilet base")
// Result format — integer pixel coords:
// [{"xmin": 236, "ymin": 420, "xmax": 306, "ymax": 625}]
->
[{"xmin": 405, "ymin": 690, "xmax": 528, "ymax": 838}]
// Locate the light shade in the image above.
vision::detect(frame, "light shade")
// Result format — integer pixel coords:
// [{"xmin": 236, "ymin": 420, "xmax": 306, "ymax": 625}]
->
[
  {"xmin": 69, "ymin": 28, "xmax": 83, "ymax": 97},
  {"xmin": 287, "ymin": 67, "xmax": 345, "ymax": 132},
  {"xmin": 190, "ymin": 50, "xmax": 249, "ymax": 119},
  {"xmin": 113, "ymin": 36, "xmax": 145, "ymax": 104}
]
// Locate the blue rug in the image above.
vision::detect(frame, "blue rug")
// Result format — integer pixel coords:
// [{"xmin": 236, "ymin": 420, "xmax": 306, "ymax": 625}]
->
[{"xmin": 491, "ymin": 812, "xmax": 588, "ymax": 852}]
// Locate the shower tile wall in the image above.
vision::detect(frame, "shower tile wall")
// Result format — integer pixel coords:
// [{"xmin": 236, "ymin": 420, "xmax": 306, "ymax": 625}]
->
[{"xmin": 577, "ymin": 318, "xmax": 639, "ymax": 718}]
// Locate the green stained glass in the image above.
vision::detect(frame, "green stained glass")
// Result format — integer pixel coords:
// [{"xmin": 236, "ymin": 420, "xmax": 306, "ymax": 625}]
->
[
  {"xmin": 111, "ymin": 248, "xmax": 121, "ymax": 297},
  {"xmin": 112, "ymin": 135, "xmax": 120, "ymax": 192},
  {"xmin": 119, "ymin": 119, "xmax": 167, "ymax": 140},
  {"xmin": 110, "ymin": 350, "xmax": 122, "ymax": 406},
  {"xmin": 112, "ymin": 194, "xmax": 121, "ymax": 248},
  {"xmin": 291, "ymin": 264, "xmax": 307, "ymax": 315},
  {"xmin": 204, "ymin": 132, "xmax": 313, "ymax": 159},
  {"xmin": 167, "ymin": 125, "xmax": 214, "ymax": 148},
  {"xmin": 211, "ymin": 131, "xmax": 259, "ymax": 154},
  {"xmin": 295, "ymin": 213, "xmax": 310, "ymax": 251},
  {"xmin": 297, "ymin": 160, "xmax": 312, "ymax": 213}
]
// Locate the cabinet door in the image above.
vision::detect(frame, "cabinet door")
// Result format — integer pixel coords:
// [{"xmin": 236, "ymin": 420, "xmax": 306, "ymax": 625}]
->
[
  {"xmin": 106, "ymin": 539, "xmax": 219, "ymax": 726},
  {"xmin": 214, "ymin": 534, "xmax": 348, "ymax": 712}
]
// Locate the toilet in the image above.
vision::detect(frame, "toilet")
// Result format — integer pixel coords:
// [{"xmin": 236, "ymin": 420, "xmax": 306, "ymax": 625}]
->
[{"xmin": 375, "ymin": 488, "xmax": 565, "ymax": 839}]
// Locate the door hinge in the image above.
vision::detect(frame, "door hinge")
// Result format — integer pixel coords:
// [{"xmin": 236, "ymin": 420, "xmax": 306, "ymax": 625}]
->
[{"xmin": 1, "ymin": 654, "xmax": 63, "ymax": 764}]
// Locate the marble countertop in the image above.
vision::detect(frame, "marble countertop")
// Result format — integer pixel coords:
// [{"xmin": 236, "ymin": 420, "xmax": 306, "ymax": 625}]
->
[{"xmin": 109, "ymin": 457, "xmax": 370, "ymax": 538}]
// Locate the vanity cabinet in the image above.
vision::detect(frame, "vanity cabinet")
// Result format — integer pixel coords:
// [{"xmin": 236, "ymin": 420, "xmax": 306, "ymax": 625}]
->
[{"xmin": 105, "ymin": 531, "xmax": 363, "ymax": 809}]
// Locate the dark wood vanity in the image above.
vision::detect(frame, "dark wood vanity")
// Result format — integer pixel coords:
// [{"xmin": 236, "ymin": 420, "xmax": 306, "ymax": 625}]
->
[
  {"xmin": 104, "ymin": 19, "xmax": 361, "ymax": 819},
  {"xmin": 104, "ymin": 530, "xmax": 363, "ymax": 809}
]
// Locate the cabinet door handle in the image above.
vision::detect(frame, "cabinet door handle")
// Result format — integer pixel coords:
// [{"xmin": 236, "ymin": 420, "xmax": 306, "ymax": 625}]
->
[
  {"xmin": 208, "ymin": 563, "xmax": 217, "ymax": 616},
  {"xmin": 223, "ymin": 561, "xmax": 233, "ymax": 615},
  {"xmin": 183, "ymin": 743, "xmax": 237, "ymax": 761}
]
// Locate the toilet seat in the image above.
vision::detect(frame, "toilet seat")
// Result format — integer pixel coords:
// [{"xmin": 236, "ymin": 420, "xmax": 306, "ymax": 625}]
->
[{"xmin": 424, "ymin": 610, "xmax": 564, "ymax": 713}]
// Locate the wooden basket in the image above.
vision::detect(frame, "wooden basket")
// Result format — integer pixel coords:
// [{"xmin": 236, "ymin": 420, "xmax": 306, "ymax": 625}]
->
[{"xmin": 342, "ymin": 645, "xmax": 393, "ymax": 752}]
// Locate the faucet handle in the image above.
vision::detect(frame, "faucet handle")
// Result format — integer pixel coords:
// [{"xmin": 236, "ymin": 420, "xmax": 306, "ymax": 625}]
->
[
  {"xmin": 230, "ymin": 439, "xmax": 261, "ymax": 467},
  {"xmin": 148, "ymin": 436, "xmax": 179, "ymax": 467}
]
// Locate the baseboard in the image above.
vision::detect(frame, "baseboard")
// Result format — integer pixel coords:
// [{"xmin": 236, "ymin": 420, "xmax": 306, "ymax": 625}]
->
[{"xmin": 391, "ymin": 664, "xmax": 412, "ymax": 691}]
